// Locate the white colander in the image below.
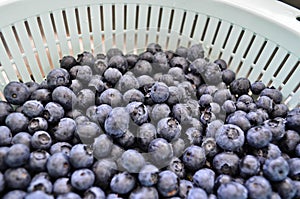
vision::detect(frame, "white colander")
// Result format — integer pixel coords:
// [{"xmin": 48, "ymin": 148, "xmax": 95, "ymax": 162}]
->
[{"xmin": 0, "ymin": 0, "xmax": 299, "ymax": 108}]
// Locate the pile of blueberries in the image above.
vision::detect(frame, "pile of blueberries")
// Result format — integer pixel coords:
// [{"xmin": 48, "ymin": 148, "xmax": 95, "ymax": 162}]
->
[{"xmin": 0, "ymin": 42, "xmax": 299, "ymax": 199}]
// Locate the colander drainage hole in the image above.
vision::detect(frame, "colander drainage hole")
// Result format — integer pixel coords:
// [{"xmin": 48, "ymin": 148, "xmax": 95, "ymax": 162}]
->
[{"xmin": 297, "ymin": 16, "xmax": 300, "ymax": 22}]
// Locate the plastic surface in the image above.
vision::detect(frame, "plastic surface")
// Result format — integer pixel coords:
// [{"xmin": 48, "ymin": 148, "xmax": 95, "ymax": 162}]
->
[{"xmin": 0, "ymin": 0, "xmax": 299, "ymax": 107}]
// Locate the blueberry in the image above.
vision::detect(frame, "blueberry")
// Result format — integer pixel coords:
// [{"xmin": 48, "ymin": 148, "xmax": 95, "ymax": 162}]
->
[
  {"xmin": 183, "ymin": 127, "xmax": 202, "ymax": 146},
  {"xmin": 246, "ymin": 108, "xmax": 269, "ymax": 126},
  {"xmin": 0, "ymin": 101, "xmax": 13, "ymax": 123},
  {"xmin": 178, "ymin": 179, "xmax": 194, "ymax": 198},
  {"xmin": 146, "ymin": 43, "xmax": 162, "ymax": 54},
  {"xmin": 167, "ymin": 86, "xmax": 183, "ymax": 106},
  {"xmin": 152, "ymin": 52, "xmax": 170, "ymax": 72},
  {"xmin": 264, "ymin": 117, "xmax": 285, "ymax": 141},
  {"xmin": 97, "ymin": 88, "xmax": 123, "ymax": 107},
  {"xmin": 46, "ymin": 68, "xmax": 70, "ymax": 89},
  {"xmin": 0, "ymin": 146, "xmax": 9, "ymax": 171},
  {"xmin": 83, "ymin": 186, "xmax": 106, "ymax": 199},
  {"xmin": 119, "ymin": 149, "xmax": 146, "ymax": 173},
  {"xmin": 60, "ymin": 55, "xmax": 77, "ymax": 70},
  {"xmin": 88, "ymin": 75, "xmax": 105, "ymax": 93},
  {"xmin": 148, "ymin": 138, "xmax": 173, "ymax": 167},
  {"xmin": 271, "ymin": 103, "xmax": 288, "ymax": 118},
  {"xmin": 2, "ymin": 190, "xmax": 27, "ymax": 199},
  {"xmin": 69, "ymin": 144, "xmax": 94, "ymax": 169},
  {"xmin": 132, "ymin": 60, "xmax": 152, "ymax": 76},
  {"xmin": 5, "ymin": 112, "xmax": 29, "ymax": 133},
  {"xmin": 104, "ymin": 106, "xmax": 130, "ymax": 137},
  {"xmin": 129, "ymin": 187, "xmax": 159, "ymax": 199},
  {"xmin": 108, "ymin": 55, "xmax": 129, "ymax": 73},
  {"xmin": 4, "ymin": 167, "xmax": 31, "ymax": 189},
  {"xmin": 29, "ymin": 149, "xmax": 50, "ymax": 172},
  {"xmin": 288, "ymin": 158, "xmax": 300, "ymax": 180},
  {"xmin": 286, "ymin": 107, "xmax": 300, "ymax": 133},
  {"xmin": 256, "ymin": 96, "xmax": 273, "ymax": 113},
  {"xmin": 168, "ymin": 67, "xmax": 185, "ymax": 82},
  {"xmin": 239, "ymin": 155, "xmax": 260, "ymax": 177},
  {"xmin": 263, "ymin": 156, "xmax": 289, "ymax": 181},
  {"xmin": 214, "ymin": 59, "xmax": 227, "ymax": 71},
  {"xmin": 43, "ymin": 102, "xmax": 64, "ymax": 123},
  {"xmin": 260, "ymin": 88, "xmax": 283, "ymax": 104},
  {"xmin": 50, "ymin": 142, "xmax": 72, "ymax": 156},
  {"xmin": 212, "ymin": 89, "xmax": 232, "ymax": 106},
  {"xmin": 126, "ymin": 102, "xmax": 149, "ymax": 125},
  {"xmin": 30, "ymin": 88, "xmax": 52, "ymax": 104},
  {"xmin": 106, "ymin": 48, "xmax": 123, "ymax": 61},
  {"xmin": 201, "ymin": 137, "xmax": 218, "ymax": 158},
  {"xmin": 106, "ymin": 193, "xmax": 124, "ymax": 199},
  {"xmin": 193, "ymin": 168, "xmax": 215, "ymax": 194},
  {"xmin": 226, "ymin": 113, "xmax": 251, "ymax": 132},
  {"xmin": 71, "ymin": 65, "xmax": 93, "ymax": 84},
  {"xmin": 88, "ymin": 104, "xmax": 112, "ymax": 127},
  {"xmin": 53, "ymin": 177, "xmax": 73, "ymax": 195},
  {"xmin": 0, "ymin": 126, "xmax": 12, "ymax": 146},
  {"xmin": 125, "ymin": 54, "xmax": 138, "ymax": 68},
  {"xmin": 222, "ymin": 100, "xmax": 236, "ymax": 114},
  {"xmin": 93, "ymin": 158, "xmax": 118, "ymax": 189},
  {"xmin": 70, "ymin": 168, "xmax": 95, "ymax": 191},
  {"xmin": 52, "ymin": 117, "xmax": 76, "ymax": 141},
  {"xmin": 187, "ymin": 188, "xmax": 208, "ymax": 199},
  {"xmin": 213, "ymin": 152, "xmax": 239, "ymax": 176},
  {"xmin": 214, "ymin": 174, "xmax": 232, "ymax": 191},
  {"xmin": 246, "ymin": 126, "xmax": 272, "ymax": 149},
  {"xmin": 170, "ymin": 56, "xmax": 189, "ymax": 72},
  {"xmin": 115, "ymin": 129, "xmax": 135, "ymax": 149},
  {"xmin": 116, "ymin": 74, "xmax": 140, "ymax": 93},
  {"xmin": 253, "ymin": 143, "xmax": 282, "ymax": 165},
  {"xmin": 31, "ymin": 131, "xmax": 52, "ymax": 150},
  {"xmin": 281, "ymin": 130, "xmax": 300, "ymax": 153},
  {"xmin": 200, "ymin": 110, "xmax": 217, "ymax": 126},
  {"xmin": 52, "ymin": 86, "xmax": 77, "ymax": 110},
  {"xmin": 171, "ymin": 138, "xmax": 186, "ymax": 157},
  {"xmin": 69, "ymin": 79, "xmax": 83, "ymax": 94},
  {"xmin": 187, "ymin": 44, "xmax": 205, "ymax": 62},
  {"xmin": 5, "ymin": 143, "xmax": 30, "ymax": 168},
  {"xmin": 103, "ymin": 67, "xmax": 122, "ymax": 85},
  {"xmin": 56, "ymin": 192, "xmax": 81, "ymax": 199},
  {"xmin": 156, "ymin": 117, "xmax": 181, "ymax": 142},
  {"xmin": 4, "ymin": 81, "xmax": 30, "ymax": 105},
  {"xmin": 76, "ymin": 121, "xmax": 102, "ymax": 145},
  {"xmin": 136, "ymin": 123, "xmax": 157, "ymax": 151},
  {"xmin": 250, "ymin": 81, "xmax": 266, "ymax": 95},
  {"xmin": 215, "ymin": 124, "xmax": 245, "ymax": 152},
  {"xmin": 182, "ymin": 145, "xmax": 206, "ymax": 171},
  {"xmin": 25, "ymin": 190, "xmax": 54, "ymax": 199},
  {"xmin": 199, "ymin": 94, "xmax": 213, "ymax": 108},
  {"xmin": 123, "ymin": 89, "xmax": 145, "ymax": 104},
  {"xmin": 136, "ymin": 164, "xmax": 159, "ymax": 187},
  {"xmin": 46, "ymin": 152, "xmax": 70, "ymax": 178},
  {"xmin": 172, "ymin": 103, "xmax": 191, "ymax": 124},
  {"xmin": 217, "ymin": 182, "xmax": 248, "ymax": 199},
  {"xmin": 230, "ymin": 77, "xmax": 251, "ymax": 96},
  {"xmin": 77, "ymin": 51, "xmax": 95, "ymax": 67},
  {"xmin": 274, "ymin": 177, "xmax": 296, "ymax": 199},
  {"xmin": 149, "ymin": 82, "xmax": 169, "ymax": 103},
  {"xmin": 28, "ymin": 117, "xmax": 48, "ymax": 134},
  {"xmin": 27, "ymin": 176, "xmax": 53, "ymax": 194},
  {"xmin": 110, "ymin": 171, "xmax": 136, "ymax": 194},
  {"xmin": 76, "ymin": 88, "xmax": 96, "ymax": 110},
  {"xmin": 167, "ymin": 157, "xmax": 185, "ymax": 179},
  {"xmin": 157, "ymin": 170, "xmax": 179, "ymax": 197},
  {"xmin": 245, "ymin": 176, "xmax": 272, "ymax": 199},
  {"xmin": 175, "ymin": 46, "xmax": 188, "ymax": 57},
  {"xmin": 0, "ymin": 171, "xmax": 4, "ymax": 193}
]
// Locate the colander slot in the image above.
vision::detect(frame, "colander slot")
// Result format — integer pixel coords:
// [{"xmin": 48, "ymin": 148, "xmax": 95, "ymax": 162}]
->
[
  {"xmin": 253, "ymin": 40, "xmax": 267, "ymax": 65},
  {"xmin": 282, "ymin": 61, "xmax": 300, "ymax": 107},
  {"xmin": 221, "ymin": 25, "xmax": 233, "ymax": 49},
  {"xmin": 179, "ymin": 11, "xmax": 187, "ymax": 36},
  {"xmin": 200, "ymin": 17, "xmax": 210, "ymax": 42},
  {"xmin": 273, "ymin": 54, "xmax": 290, "ymax": 78},
  {"xmin": 102, "ymin": 4, "xmax": 114, "ymax": 51},
  {"xmin": 1, "ymin": 27, "xmax": 31, "ymax": 82},
  {"xmin": 242, "ymin": 35, "xmax": 256, "ymax": 59},
  {"xmin": 157, "ymin": 7, "xmax": 172, "ymax": 49},
  {"xmin": 90, "ymin": 5, "xmax": 103, "ymax": 54},
  {"xmin": 209, "ymin": 21, "xmax": 231, "ymax": 60},
  {"xmin": 202, "ymin": 17, "xmax": 220, "ymax": 58},
  {"xmin": 283, "ymin": 61, "xmax": 299, "ymax": 85},
  {"xmin": 124, "ymin": 5, "xmax": 127, "ymax": 30},
  {"xmin": 77, "ymin": 6, "xmax": 93, "ymax": 52},
  {"xmin": 65, "ymin": 8, "xmax": 81, "ymax": 56},
  {"xmin": 136, "ymin": 5, "xmax": 148, "ymax": 53},
  {"xmin": 14, "ymin": 21, "xmax": 45, "ymax": 82},
  {"xmin": 26, "ymin": 17, "xmax": 53, "ymax": 76},
  {"xmin": 52, "ymin": 10, "xmax": 72, "ymax": 55},
  {"xmin": 147, "ymin": 6, "xmax": 160, "ymax": 46},
  {"xmin": 49, "ymin": 13, "xmax": 63, "ymax": 58},
  {"xmin": 114, "ymin": 4, "xmax": 125, "ymax": 52},
  {"xmin": 167, "ymin": 9, "xmax": 185, "ymax": 50},
  {"xmin": 229, "ymin": 30, "xmax": 256, "ymax": 74},
  {"xmin": 263, "ymin": 47, "xmax": 279, "ymax": 71},
  {"xmin": 262, "ymin": 48, "xmax": 287, "ymax": 85},
  {"xmin": 211, "ymin": 21, "xmax": 221, "ymax": 46},
  {"xmin": 179, "ymin": 11, "xmax": 196, "ymax": 48},
  {"xmin": 232, "ymin": 30, "xmax": 245, "ymax": 54},
  {"xmin": 0, "ymin": 32, "xmax": 19, "ymax": 81},
  {"xmin": 75, "ymin": 9, "xmax": 81, "ymax": 35},
  {"xmin": 272, "ymin": 55, "xmax": 298, "ymax": 89},
  {"xmin": 168, "ymin": 9, "xmax": 175, "ymax": 34},
  {"xmin": 134, "ymin": 5, "xmax": 140, "ymax": 52},
  {"xmin": 189, "ymin": 14, "xmax": 198, "ymax": 41},
  {"xmin": 124, "ymin": 4, "xmax": 136, "ymax": 53},
  {"xmin": 248, "ymin": 41, "xmax": 277, "ymax": 82}
]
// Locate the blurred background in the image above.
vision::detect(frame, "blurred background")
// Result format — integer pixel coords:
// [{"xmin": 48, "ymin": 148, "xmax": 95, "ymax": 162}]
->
[{"xmin": 280, "ymin": 0, "xmax": 300, "ymax": 9}]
